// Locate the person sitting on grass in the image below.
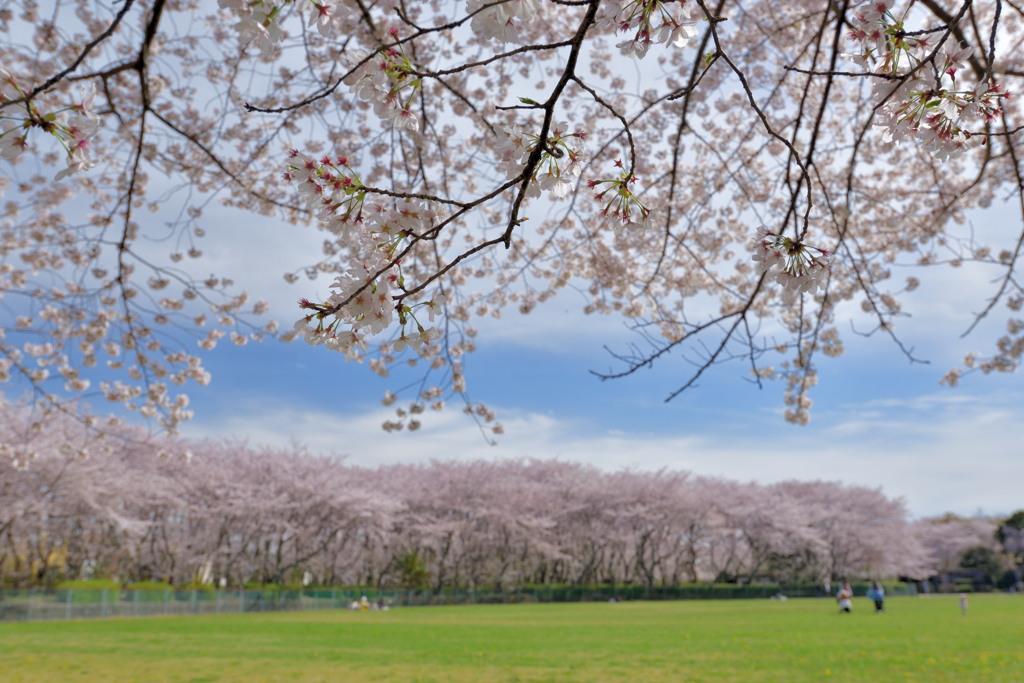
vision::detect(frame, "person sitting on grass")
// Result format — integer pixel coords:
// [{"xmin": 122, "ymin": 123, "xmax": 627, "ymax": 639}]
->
[{"xmin": 837, "ymin": 581, "xmax": 853, "ymax": 614}]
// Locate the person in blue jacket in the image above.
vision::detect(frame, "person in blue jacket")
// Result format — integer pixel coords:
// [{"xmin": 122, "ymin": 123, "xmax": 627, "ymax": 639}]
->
[{"xmin": 869, "ymin": 581, "xmax": 885, "ymax": 613}]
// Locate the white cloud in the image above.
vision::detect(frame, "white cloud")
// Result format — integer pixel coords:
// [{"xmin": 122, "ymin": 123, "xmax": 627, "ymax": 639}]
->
[
  {"xmin": 138, "ymin": 140, "xmax": 1024, "ymax": 526},
  {"xmin": 183, "ymin": 387, "xmax": 1024, "ymax": 519}
]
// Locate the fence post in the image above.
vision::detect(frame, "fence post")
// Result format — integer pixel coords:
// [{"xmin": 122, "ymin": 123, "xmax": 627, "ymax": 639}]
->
[
  {"xmin": 163, "ymin": 589, "xmax": 169, "ymax": 615},
  {"xmin": 216, "ymin": 588, "xmax": 221, "ymax": 614},
  {"xmin": 239, "ymin": 588, "xmax": 244, "ymax": 613},
  {"xmin": 66, "ymin": 589, "xmax": 73, "ymax": 620},
  {"xmin": 101, "ymin": 589, "xmax": 106, "ymax": 618},
  {"xmin": 134, "ymin": 589, "xmax": 139, "ymax": 616},
  {"xmin": 27, "ymin": 588, "xmax": 34, "ymax": 621},
  {"xmin": 332, "ymin": 589, "xmax": 336, "ymax": 610},
  {"xmin": 191, "ymin": 590, "xmax": 197, "ymax": 614}
]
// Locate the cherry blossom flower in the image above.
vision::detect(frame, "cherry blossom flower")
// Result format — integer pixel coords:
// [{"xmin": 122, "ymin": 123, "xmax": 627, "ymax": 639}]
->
[
  {"xmin": 0, "ymin": 120, "xmax": 27, "ymax": 160},
  {"xmin": 222, "ymin": 0, "xmax": 286, "ymax": 52},
  {"xmin": 343, "ymin": 45, "xmax": 421, "ymax": 131},
  {"xmin": 602, "ymin": 0, "xmax": 699, "ymax": 59},
  {"xmin": 591, "ymin": 169, "xmax": 656, "ymax": 232},
  {"xmin": 537, "ymin": 169, "xmax": 574, "ymax": 199},
  {"xmin": 494, "ymin": 121, "xmax": 587, "ymax": 198},
  {"xmin": 392, "ymin": 109, "xmax": 420, "ymax": 132},
  {"xmin": 467, "ymin": 0, "xmax": 539, "ymax": 43},
  {"xmin": 308, "ymin": 1, "xmax": 336, "ymax": 36},
  {"xmin": 751, "ymin": 228, "xmax": 833, "ymax": 294},
  {"xmin": 424, "ymin": 293, "xmax": 447, "ymax": 322},
  {"xmin": 54, "ymin": 143, "xmax": 97, "ymax": 180}
]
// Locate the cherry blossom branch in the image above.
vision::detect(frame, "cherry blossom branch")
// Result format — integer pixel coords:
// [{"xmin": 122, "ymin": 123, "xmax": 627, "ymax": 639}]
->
[
  {"xmin": 12, "ymin": 0, "xmax": 138, "ymax": 106},
  {"xmin": 873, "ymin": 0, "xmax": 974, "ymax": 113},
  {"xmin": 693, "ymin": 0, "xmax": 810, "ymax": 178},
  {"xmin": 960, "ymin": 113, "xmax": 1024, "ymax": 337},
  {"xmin": 917, "ymin": 0, "xmax": 987, "ymax": 78},
  {"xmin": 242, "ymin": 4, "xmax": 525, "ymax": 114},
  {"xmin": 782, "ymin": 65, "xmax": 898, "ymax": 79},
  {"xmin": 148, "ymin": 109, "xmax": 305, "ymax": 215},
  {"xmin": 409, "ymin": 40, "xmax": 576, "ymax": 79},
  {"xmin": 487, "ymin": 1, "xmax": 600, "ymax": 251},
  {"xmin": 570, "ymin": 76, "xmax": 636, "ymax": 177},
  {"xmin": 593, "ymin": 274, "xmax": 766, "ymax": 383}
]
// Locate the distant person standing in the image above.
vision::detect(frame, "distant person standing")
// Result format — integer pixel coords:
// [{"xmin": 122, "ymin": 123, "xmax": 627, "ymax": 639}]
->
[
  {"xmin": 960, "ymin": 593, "xmax": 969, "ymax": 616},
  {"xmin": 869, "ymin": 581, "xmax": 885, "ymax": 613},
  {"xmin": 837, "ymin": 581, "xmax": 853, "ymax": 614}
]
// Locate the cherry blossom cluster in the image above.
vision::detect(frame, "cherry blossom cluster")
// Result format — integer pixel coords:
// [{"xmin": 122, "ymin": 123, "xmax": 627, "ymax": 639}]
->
[
  {"xmin": 751, "ymin": 227, "xmax": 833, "ymax": 294},
  {"xmin": 284, "ymin": 150, "xmax": 367, "ymax": 237},
  {"xmin": 495, "ymin": 121, "xmax": 585, "ymax": 199},
  {"xmin": 380, "ymin": 387, "xmax": 454, "ymax": 432},
  {"xmin": 219, "ymin": 0, "xmax": 361, "ymax": 52},
  {"xmin": 466, "ymin": 0, "xmax": 539, "ymax": 43},
  {"xmin": 598, "ymin": 0, "xmax": 700, "ymax": 59},
  {"xmin": 588, "ymin": 164, "xmax": 655, "ymax": 232},
  {"xmin": 0, "ymin": 298, "xmax": 210, "ymax": 434},
  {"xmin": 0, "ymin": 70, "xmax": 99, "ymax": 179},
  {"xmin": 344, "ymin": 41, "xmax": 422, "ymax": 132},
  {"xmin": 286, "ymin": 150, "xmax": 446, "ymax": 358},
  {"xmin": 218, "ymin": 0, "xmax": 284, "ymax": 53},
  {"xmin": 2, "ymin": 0, "xmax": 1021, "ymax": 442},
  {"xmin": 846, "ymin": 1, "xmax": 1011, "ymax": 161},
  {"xmin": 0, "ymin": 193, "xmax": 276, "ymax": 435}
]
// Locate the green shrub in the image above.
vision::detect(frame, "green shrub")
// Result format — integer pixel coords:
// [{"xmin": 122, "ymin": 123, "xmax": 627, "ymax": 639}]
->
[{"xmin": 56, "ymin": 579, "xmax": 122, "ymax": 590}]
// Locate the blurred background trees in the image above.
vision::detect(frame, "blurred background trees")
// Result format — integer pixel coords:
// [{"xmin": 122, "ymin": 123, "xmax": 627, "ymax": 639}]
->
[{"xmin": 2, "ymin": 405, "xmax": 1016, "ymax": 592}]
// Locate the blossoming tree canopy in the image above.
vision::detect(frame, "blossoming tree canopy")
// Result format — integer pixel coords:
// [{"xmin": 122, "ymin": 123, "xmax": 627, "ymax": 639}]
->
[
  {"xmin": 0, "ymin": 405, "xmax": 948, "ymax": 587},
  {"xmin": 0, "ymin": 0, "xmax": 1021, "ymax": 438}
]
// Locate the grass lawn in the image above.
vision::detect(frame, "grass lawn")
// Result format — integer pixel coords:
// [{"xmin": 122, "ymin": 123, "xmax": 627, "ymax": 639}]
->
[{"xmin": 1, "ymin": 595, "xmax": 1022, "ymax": 682}]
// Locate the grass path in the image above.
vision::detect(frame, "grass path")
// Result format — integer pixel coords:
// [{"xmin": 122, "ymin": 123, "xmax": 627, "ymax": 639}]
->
[{"xmin": 2, "ymin": 595, "xmax": 1022, "ymax": 682}]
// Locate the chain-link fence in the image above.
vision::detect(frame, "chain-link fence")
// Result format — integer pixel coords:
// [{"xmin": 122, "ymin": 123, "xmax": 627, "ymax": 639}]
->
[
  {"xmin": 0, "ymin": 582, "xmax": 917, "ymax": 623},
  {"xmin": 0, "ymin": 587, "xmax": 337, "ymax": 622}
]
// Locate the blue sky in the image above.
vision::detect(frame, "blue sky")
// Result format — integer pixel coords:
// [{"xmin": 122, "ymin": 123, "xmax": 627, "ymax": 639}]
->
[
  {"xmin": 2, "ymin": 19, "xmax": 1018, "ymax": 519},
  {"xmin": 1, "ymin": 158, "xmax": 1018, "ymax": 519},
  {"xmin": 165, "ymin": 196, "xmax": 1024, "ymax": 519}
]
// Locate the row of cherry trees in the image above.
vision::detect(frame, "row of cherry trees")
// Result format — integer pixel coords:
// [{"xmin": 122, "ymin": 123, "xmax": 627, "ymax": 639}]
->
[{"xmin": 1, "ymin": 406, "xmax": 1004, "ymax": 589}]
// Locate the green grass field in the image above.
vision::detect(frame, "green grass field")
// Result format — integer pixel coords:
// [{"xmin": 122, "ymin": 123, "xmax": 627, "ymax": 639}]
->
[{"xmin": 2, "ymin": 595, "xmax": 1022, "ymax": 682}]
